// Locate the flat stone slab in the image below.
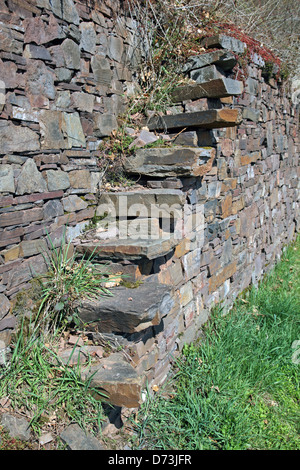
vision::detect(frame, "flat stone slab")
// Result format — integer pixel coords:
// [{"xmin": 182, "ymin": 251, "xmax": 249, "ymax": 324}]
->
[
  {"xmin": 172, "ymin": 78, "xmax": 243, "ymax": 102},
  {"xmin": 124, "ymin": 146, "xmax": 216, "ymax": 177},
  {"xmin": 202, "ymin": 34, "xmax": 246, "ymax": 54},
  {"xmin": 190, "ymin": 64, "xmax": 224, "ymax": 84},
  {"xmin": 76, "ymin": 281, "xmax": 173, "ymax": 333},
  {"xmin": 81, "ymin": 352, "xmax": 143, "ymax": 408},
  {"xmin": 182, "ymin": 50, "xmax": 237, "ymax": 73},
  {"xmin": 76, "ymin": 235, "xmax": 178, "ymax": 260},
  {"xmin": 147, "ymin": 109, "xmax": 242, "ymax": 132},
  {"xmin": 96, "ymin": 188, "xmax": 186, "ymax": 218}
]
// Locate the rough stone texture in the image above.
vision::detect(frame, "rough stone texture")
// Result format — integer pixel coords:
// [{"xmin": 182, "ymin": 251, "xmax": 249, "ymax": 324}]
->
[
  {"xmin": 1, "ymin": 414, "xmax": 31, "ymax": 441},
  {"xmin": 60, "ymin": 424, "xmax": 103, "ymax": 450},
  {"xmin": 77, "ymin": 282, "xmax": 172, "ymax": 333},
  {"xmin": 82, "ymin": 352, "xmax": 143, "ymax": 408},
  {"xmin": 124, "ymin": 146, "xmax": 216, "ymax": 177},
  {"xmin": 0, "ymin": 0, "xmax": 298, "ymax": 407}
]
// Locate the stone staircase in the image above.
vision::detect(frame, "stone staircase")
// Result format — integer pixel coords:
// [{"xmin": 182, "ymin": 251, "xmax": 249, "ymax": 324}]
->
[{"xmin": 70, "ymin": 35, "xmax": 246, "ymax": 410}]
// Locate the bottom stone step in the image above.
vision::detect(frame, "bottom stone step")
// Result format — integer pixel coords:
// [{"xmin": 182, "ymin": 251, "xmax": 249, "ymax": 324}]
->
[
  {"xmin": 81, "ymin": 352, "xmax": 143, "ymax": 408},
  {"xmin": 76, "ymin": 280, "xmax": 173, "ymax": 334}
]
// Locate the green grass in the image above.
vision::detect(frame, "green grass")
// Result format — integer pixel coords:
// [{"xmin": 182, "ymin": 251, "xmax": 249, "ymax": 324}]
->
[{"xmin": 133, "ymin": 237, "xmax": 300, "ymax": 450}]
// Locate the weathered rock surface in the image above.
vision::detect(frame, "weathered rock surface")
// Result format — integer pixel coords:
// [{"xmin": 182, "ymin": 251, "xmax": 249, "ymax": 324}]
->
[
  {"xmin": 124, "ymin": 146, "xmax": 216, "ymax": 177},
  {"xmin": 202, "ymin": 34, "xmax": 246, "ymax": 53},
  {"xmin": 183, "ymin": 50, "xmax": 237, "ymax": 73},
  {"xmin": 81, "ymin": 352, "xmax": 143, "ymax": 408},
  {"xmin": 1, "ymin": 413, "xmax": 31, "ymax": 441},
  {"xmin": 76, "ymin": 281, "xmax": 172, "ymax": 333},
  {"xmin": 147, "ymin": 109, "xmax": 242, "ymax": 131},
  {"xmin": 60, "ymin": 424, "xmax": 103, "ymax": 450},
  {"xmin": 172, "ymin": 78, "xmax": 243, "ymax": 102}
]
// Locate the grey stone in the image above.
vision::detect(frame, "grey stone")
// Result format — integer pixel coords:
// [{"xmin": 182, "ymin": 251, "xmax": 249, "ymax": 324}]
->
[
  {"xmin": 23, "ymin": 44, "xmax": 52, "ymax": 61},
  {"xmin": 0, "ymin": 294, "xmax": 10, "ymax": 321},
  {"xmin": 77, "ymin": 282, "xmax": 171, "ymax": 334},
  {"xmin": 94, "ymin": 113, "xmax": 118, "ymax": 137},
  {"xmin": 44, "ymin": 199, "xmax": 64, "ymax": 219},
  {"xmin": 172, "ymin": 78, "xmax": 243, "ymax": 102},
  {"xmin": 80, "ymin": 22, "xmax": 96, "ymax": 54},
  {"xmin": 0, "ymin": 165, "xmax": 15, "ymax": 193},
  {"xmin": 202, "ymin": 34, "xmax": 246, "ymax": 54},
  {"xmin": 49, "ymin": 0, "xmax": 80, "ymax": 25},
  {"xmin": 183, "ymin": 50, "xmax": 237, "ymax": 72},
  {"xmin": 108, "ymin": 35, "xmax": 124, "ymax": 62},
  {"xmin": 46, "ymin": 170, "xmax": 70, "ymax": 191},
  {"xmin": 91, "ymin": 56, "xmax": 112, "ymax": 86},
  {"xmin": 62, "ymin": 195, "xmax": 88, "ymax": 212},
  {"xmin": 25, "ymin": 60, "xmax": 56, "ymax": 101},
  {"xmin": 124, "ymin": 146, "xmax": 216, "ymax": 177},
  {"xmin": 0, "ymin": 122, "xmax": 40, "ymax": 153},
  {"xmin": 60, "ymin": 424, "xmax": 103, "ymax": 450},
  {"xmin": 61, "ymin": 39, "xmax": 80, "ymax": 70},
  {"xmin": 40, "ymin": 110, "xmax": 66, "ymax": 150},
  {"xmin": 71, "ymin": 92, "xmax": 95, "ymax": 113},
  {"xmin": 242, "ymin": 107, "xmax": 260, "ymax": 122},
  {"xmin": 190, "ymin": 64, "xmax": 224, "ymax": 84},
  {"xmin": 16, "ymin": 159, "xmax": 48, "ymax": 195},
  {"xmin": 1, "ymin": 414, "xmax": 31, "ymax": 441},
  {"xmin": 62, "ymin": 112, "xmax": 86, "ymax": 148}
]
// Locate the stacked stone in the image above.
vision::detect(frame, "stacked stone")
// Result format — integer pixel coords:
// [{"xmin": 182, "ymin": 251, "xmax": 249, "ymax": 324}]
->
[
  {"xmin": 0, "ymin": 0, "xmax": 139, "ymax": 342},
  {"xmin": 75, "ymin": 33, "xmax": 299, "ymax": 395}
]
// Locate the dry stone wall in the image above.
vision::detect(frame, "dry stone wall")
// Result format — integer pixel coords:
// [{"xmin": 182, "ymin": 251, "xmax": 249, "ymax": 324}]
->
[{"xmin": 0, "ymin": 1, "xmax": 299, "ymax": 406}]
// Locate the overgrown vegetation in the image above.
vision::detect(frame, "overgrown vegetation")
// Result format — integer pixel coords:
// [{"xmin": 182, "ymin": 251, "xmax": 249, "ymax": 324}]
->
[{"xmin": 132, "ymin": 237, "xmax": 300, "ymax": 450}]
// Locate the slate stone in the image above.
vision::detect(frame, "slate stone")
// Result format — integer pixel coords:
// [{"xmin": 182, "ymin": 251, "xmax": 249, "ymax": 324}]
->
[
  {"xmin": 79, "ymin": 22, "xmax": 96, "ymax": 54},
  {"xmin": 242, "ymin": 107, "xmax": 260, "ymax": 122},
  {"xmin": 1, "ymin": 413, "xmax": 31, "ymax": 441},
  {"xmin": 71, "ymin": 92, "xmax": 95, "ymax": 113},
  {"xmin": 124, "ymin": 146, "xmax": 216, "ymax": 177},
  {"xmin": 94, "ymin": 113, "xmax": 118, "ymax": 137},
  {"xmin": 46, "ymin": 170, "xmax": 70, "ymax": 191},
  {"xmin": 25, "ymin": 60, "xmax": 56, "ymax": 102},
  {"xmin": 91, "ymin": 56, "xmax": 112, "ymax": 86},
  {"xmin": 62, "ymin": 195, "xmax": 88, "ymax": 212},
  {"xmin": 0, "ymin": 165, "xmax": 15, "ymax": 193},
  {"xmin": 108, "ymin": 35, "xmax": 124, "ymax": 62},
  {"xmin": 81, "ymin": 352, "xmax": 143, "ymax": 408},
  {"xmin": 23, "ymin": 14, "xmax": 65, "ymax": 45},
  {"xmin": 190, "ymin": 64, "xmax": 224, "ymax": 84},
  {"xmin": 49, "ymin": 0, "xmax": 80, "ymax": 25},
  {"xmin": 43, "ymin": 199, "xmax": 64, "ymax": 219},
  {"xmin": 202, "ymin": 34, "xmax": 246, "ymax": 54},
  {"xmin": 23, "ymin": 44, "xmax": 52, "ymax": 61},
  {"xmin": 62, "ymin": 112, "xmax": 86, "ymax": 148},
  {"xmin": 0, "ymin": 294, "xmax": 10, "ymax": 321},
  {"xmin": 172, "ymin": 78, "xmax": 243, "ymax": 102},
  {"xmin": 60, "ymin": 424, "xmax": 103, "ymax": 450},
  {"xmin": 147, "ymin": 108, "xmax": 242, "ymax": 131},
  {"xmin": 76, "ymin": 281, "xmax": 171, "ymax": 333},
  {"xmin": 40, "ymin": 110, "xmax": 66, "ymax": 150},
  {"xmin": 183, "ymin": 50, "xmax": 237, "ymax": 72},
  {"xmin": 0, "ymin": 122, "xmax": 40, "ymax": 153},
  {"xmin": 16, "ymin": 159, "xmax": 48, "ymax": 195},
  {"xmin": 76, "ymin": 235, "xmax": 178, "ymax": 261},
  {"xmin": 61, "ymin": 39, "xmax": 80, "ymax": 70}
]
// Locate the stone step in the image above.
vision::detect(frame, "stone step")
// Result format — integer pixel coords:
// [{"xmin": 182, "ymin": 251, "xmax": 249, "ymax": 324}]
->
[
  {"xmin": 171, "ymin": 78, "xmax": 243, "ymax": 102},
  {"xmin": 124, "ymin": 146, "xmax": 216, "ymax": 178},
  {"xmin": 201, "ymin": 34, "xmax": 246, "ymax": 54},
  {"xmin": 182, "ymin": 50, "xmax": 237, "ymax": 73},
  {"xmin": 147, "ymin": 108, "xmax": 242, "ymax": 132},
  {"xmin": 76, "ymin": 280, "xmax": 173, "ymax": 334},
  {"xmin": 81, "ymin": 352, "xmax": 143, "ymax": 408},
  {"xmin": 96, "ymin": 188, "xmax": 186, "ymax": 218},
  {"xmin": 75, "ymin": 234, "xmax": 178, "ymax": 261},
  {"xmin": 189, "ymin": 64, "xmax": 224, "ymax": 84}
]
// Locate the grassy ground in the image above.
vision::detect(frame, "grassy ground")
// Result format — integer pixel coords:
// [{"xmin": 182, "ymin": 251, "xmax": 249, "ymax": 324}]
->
[{"xmin": 133, "ymin": 237, "xmax": 300, "ymax": 450}]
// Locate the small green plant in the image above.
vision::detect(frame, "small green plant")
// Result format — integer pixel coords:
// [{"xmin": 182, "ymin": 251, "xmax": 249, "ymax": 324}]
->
[{"xmin": 36, "ymin": 230, "xmax": 113, "ymax": 334}]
